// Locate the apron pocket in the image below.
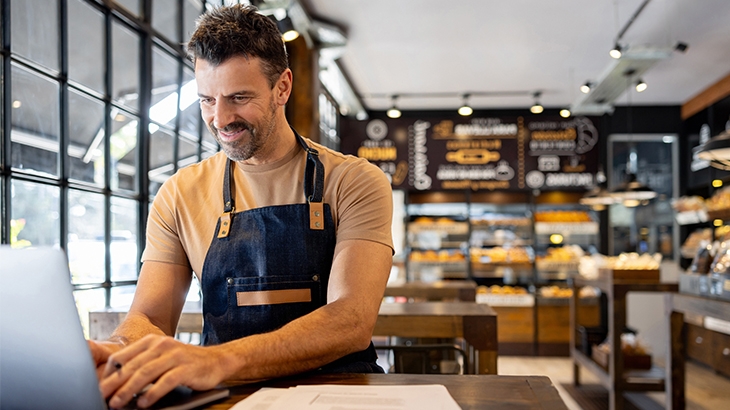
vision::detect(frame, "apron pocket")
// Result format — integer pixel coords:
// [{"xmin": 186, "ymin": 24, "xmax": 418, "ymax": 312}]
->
[{"xmin": 225, "ymin": 276, "xmax": 323, "ymax": 339}]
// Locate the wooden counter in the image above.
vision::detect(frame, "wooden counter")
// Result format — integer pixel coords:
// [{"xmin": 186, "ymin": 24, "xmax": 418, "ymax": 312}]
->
[{"xmin": 209, "ymin": 373, "xmax": 567, "ymax": 410}]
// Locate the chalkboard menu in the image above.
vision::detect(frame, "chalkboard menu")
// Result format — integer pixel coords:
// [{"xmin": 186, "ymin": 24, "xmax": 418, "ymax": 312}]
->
[{"xmin": 341, "ymin": 114, "xmax": 601, "ymax": 192}]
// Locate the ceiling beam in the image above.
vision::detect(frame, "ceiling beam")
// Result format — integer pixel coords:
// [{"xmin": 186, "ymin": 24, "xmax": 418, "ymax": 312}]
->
[{"xmin": 681, "ymin": 71, "xmax": 730, "ymax": 120}]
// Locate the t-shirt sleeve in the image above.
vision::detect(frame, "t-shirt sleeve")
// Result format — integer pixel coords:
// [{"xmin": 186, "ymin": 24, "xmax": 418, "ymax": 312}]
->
[
  {"xmin": 334, "ymin": 159, "xmax": 394, "ymax": 253},
  {"xmin": 141, "ymin": 177, "xmax": 192, "ymax": 268}
]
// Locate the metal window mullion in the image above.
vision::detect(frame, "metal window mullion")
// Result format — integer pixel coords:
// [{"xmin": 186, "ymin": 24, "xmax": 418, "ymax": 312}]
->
[
  {"xmin": 137, "ymin": 0, "xmax": 153, "ymax": 280},
  {"xmin": 59, "ymin": 0, "xmax": 70, "ymax": 254},
  {"xmin": 1, "ymin": 0, "xmax": 11, "ymax": 245},
  {"xmin": 104, "ymin": 6, "xmax": 114, "ymax": 307}
]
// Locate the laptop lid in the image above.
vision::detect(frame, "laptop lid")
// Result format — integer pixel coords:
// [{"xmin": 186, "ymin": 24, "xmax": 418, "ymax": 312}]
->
[
  {"xmin": 0, "ymin": 246, "xmax": 229, "ymax": 410},
  {"xmin": 0, "ymin": 246, "xmax": 107, "ymax": 410}
]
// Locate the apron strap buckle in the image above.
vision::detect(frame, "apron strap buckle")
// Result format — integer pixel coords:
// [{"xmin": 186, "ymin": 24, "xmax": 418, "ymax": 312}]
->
[
  {"xmin": 309, "ymin": 201, "xmax": 324, "ymax": 230},
  {"xmin": 217, "ymin": 211, "xmax": 233, "ymax": 238}
]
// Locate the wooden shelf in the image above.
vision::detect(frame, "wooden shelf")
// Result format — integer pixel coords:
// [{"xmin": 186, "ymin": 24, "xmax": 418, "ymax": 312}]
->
[{"xmin": 569, "ymin": 273, "xmax": 678, "ymax": 409}]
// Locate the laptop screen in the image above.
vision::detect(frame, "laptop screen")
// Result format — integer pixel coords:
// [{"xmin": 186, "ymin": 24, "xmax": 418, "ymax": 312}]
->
[{"xmin": 0, "ymin": 246, "xmax": 107, "ymax": 410}]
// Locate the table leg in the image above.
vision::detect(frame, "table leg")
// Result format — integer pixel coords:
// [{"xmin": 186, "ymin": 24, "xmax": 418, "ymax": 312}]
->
[
  {"xmin": 475, "ymin": 349, "xmax": 497, "ymax": 375},
  {"xmin": 666, "ymin": 294, "xmax": 686, "ymax": 410}
]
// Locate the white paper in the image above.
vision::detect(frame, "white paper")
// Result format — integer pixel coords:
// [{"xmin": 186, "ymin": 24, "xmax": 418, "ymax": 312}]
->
[{"xmin": 231, "ymin": 384, "xmax": 461, "ymax": 410}]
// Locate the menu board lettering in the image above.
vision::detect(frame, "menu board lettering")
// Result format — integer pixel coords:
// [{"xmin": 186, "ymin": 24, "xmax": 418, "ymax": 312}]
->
[
  {"xmin": 340, "ymin": 114, "xmax": 600, "ymax": 192},
  {"xmin": 409, "ymin": 120, "xmax": 432, "ymax": 190}
]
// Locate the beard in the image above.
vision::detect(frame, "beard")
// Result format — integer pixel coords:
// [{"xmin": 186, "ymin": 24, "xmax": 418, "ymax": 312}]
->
[{"xmin": 208, "ymin": 99, "xmax": 278, "ymax": 162}]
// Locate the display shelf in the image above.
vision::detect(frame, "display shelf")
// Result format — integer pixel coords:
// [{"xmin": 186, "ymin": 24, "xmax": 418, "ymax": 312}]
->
[
  {"xmin": 408, "ymin": 221, "xmax": 469, "ymax": 235},
  {"xmin": 569, "ymin": 272, "xmax": 678, "ymax": 410},
  {"xmin": 534, "ymin": 221, "xmax": 599, "ymax": 235},
  {"xmin": 535, "ymin": 260, "xmax": 579, "ymax": 272},
  {"xmin": 707, "ymin": 208, "xmax": 730, "ymax": 221},
  {"xmin": 471, "ymin": 262, "xmax": 533, "ymax": 279},
  {"xmin": 675, "ymin": 210, "xmax": 709, "ymax": 225},
  {"xmin": 476, "ymin": 293, "xmax": 534, "ymax": 307}
]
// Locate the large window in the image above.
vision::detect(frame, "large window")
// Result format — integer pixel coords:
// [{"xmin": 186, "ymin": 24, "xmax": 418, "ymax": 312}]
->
[{"xmin": 0, "ymin": 0, "xmax": 214, "ymax": 336}]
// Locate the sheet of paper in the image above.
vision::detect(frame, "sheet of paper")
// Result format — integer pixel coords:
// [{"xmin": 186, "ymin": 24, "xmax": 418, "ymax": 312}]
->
[{"xmin": 231, "ymin": 384, "xmax": 461, "ymax": 410}]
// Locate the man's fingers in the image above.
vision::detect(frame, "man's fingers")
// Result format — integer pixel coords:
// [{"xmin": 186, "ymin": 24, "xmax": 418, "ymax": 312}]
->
[{"xmin": 134, "ymin": 368, "xmax": 185, "ymax": 408}]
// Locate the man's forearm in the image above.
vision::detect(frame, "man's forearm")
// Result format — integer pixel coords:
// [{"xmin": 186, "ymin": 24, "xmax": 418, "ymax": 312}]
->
[
  {"xmin": 215, "ymin": 299, "xmax": 375, "ymax": 382},
  {"xmin": 109, "ymin": 311, "xmax": 170, "ymax": 346}
]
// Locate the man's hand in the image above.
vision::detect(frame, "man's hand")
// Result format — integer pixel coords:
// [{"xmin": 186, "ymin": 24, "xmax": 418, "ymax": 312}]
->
[
  {"xmin": 88, "ymin": 340, "xmax": 125, "ymax": 381},
  {"xmin": 100, "ymin": 335, "xmax": 228, "ymax": 409}
]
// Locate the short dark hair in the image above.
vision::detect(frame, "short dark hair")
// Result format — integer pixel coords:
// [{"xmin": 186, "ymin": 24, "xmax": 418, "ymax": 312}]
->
[{"xmin": 186, "ymin": 4, "xmax": 289, "ymax": 88}]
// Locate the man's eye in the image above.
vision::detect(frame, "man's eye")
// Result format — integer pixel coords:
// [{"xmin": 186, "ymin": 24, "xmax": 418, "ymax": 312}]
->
[
  {"xmin": 200, "ymin": 98, "xmax": 214, "ymax": 105},
  {"xmin": 232, "ymin": 95, "xmax": 249, "ymax": 102}
]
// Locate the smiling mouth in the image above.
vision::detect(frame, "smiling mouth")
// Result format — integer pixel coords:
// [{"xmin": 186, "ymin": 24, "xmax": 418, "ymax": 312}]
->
[{"xmin": 218, "ymin": 127, "xmax": 249, "ymax": 142}]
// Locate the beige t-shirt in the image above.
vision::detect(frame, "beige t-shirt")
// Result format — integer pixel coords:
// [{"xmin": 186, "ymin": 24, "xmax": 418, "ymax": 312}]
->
[{"xmin": 141, "ymin": 137, "xmax": 394, "ymax": 277}]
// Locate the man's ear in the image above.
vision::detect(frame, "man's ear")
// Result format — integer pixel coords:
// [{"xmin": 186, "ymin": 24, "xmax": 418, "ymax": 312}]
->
[{"xmin": 274, "ymin": 69, "xmax": 293, "ymax": 106}]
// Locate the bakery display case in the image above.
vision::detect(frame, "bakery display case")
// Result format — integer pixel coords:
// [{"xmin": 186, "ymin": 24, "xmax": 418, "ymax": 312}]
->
[
  {"xmin": 406, "ymin": 201, "xmax": 469, "ymax": 282},
  {"xmin": 533, "ymin": 206, "xmax": 599, "ymax": 283},
  {"xmin": 469, "ymin": 202, "xmax": 534, "ymax": 283}
]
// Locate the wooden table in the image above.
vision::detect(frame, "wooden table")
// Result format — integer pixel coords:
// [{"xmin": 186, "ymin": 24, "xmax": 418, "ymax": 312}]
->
[
  {"xmin": 207, "ymin": 373, "xmax": 567, "ymax": 409},
  {"xmin": 666, "ymin": 292, "xmax": 730, "ymax": 410},
  {"xmin": 384, "ymin": 280, "xmax": 477, "ymax": 301},
  {"xmin": 374, "ymin": 301, "xmax": 497, "ymax": 374},
  {"xmin": 89, "ymin": 301, "xmax": 497, "ymax": 374},
  {"xmin": 569, "ymin": 272, "xmax": 678, "ymax": 410}
]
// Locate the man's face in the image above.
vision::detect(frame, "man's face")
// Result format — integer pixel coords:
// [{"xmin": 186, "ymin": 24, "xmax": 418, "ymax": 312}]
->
[{"xmin": 195, "ymin": 56, "xmax": 280, "ymax": 162}]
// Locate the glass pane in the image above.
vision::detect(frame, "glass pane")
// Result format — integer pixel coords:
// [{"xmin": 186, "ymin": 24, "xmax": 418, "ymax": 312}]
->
[
  {"xmin": 10, "ymin": 0, "xmax": 59, "ymax": 71},
  {"xmin": 68, "ymin": 190, "xmax": 106, "ymax": 284},
  {"xmin": 111, "ymin": 285, "xmax": 137, "ymax": 309},
  {"xmin": 149, "ymin": 126, "xmax": 175, "ymax": 196},
  {"xmin": 112, "ymin": 20, "xmax": 140, "ymax": 111},
  {"xmin": 10, "ymin": 180, "xmax": 60, "ymax": 248},
  {"xmin": 151, "ymin": 47, "xmax": 179, "ymax": 128},
  {"xmin": 111, "ymin": 196, "xmax": 139, "ymax": 282},
  {"xmin": 115, "ymin": 0, "xmax": 140, "ymax": 17},
  {"xmin": 153, "ymin": 0, "xmax": 180, "ymax": 42},
  {"xmin": 178, "ymin": 135, "xmax": 199, "ymax": 168},
  {"xmin": 68, "ymin": 90, "xmax": 105, "ymax": 185},
  {"xmin": 11, "ymin": 65, "xmax": 60, "ymax": 176},
  {"xmin": 202, "ymin": 147, "xmax": 218, "ymax": 160},
  {"xmin": 179, "ymin": 66, "xmax": 200, "ymax": 137},
  {"xmin": 73, "ymin": 288, "xmax": 106, "ymax": 339},
  {"xmin": 111, "ymin": 111, "xmax": 139, "ymax": 192},
  {"xmin": 68, "ymin": 0, "xmax": 104, "ymax": 93},
  {"xmin": 183, "ymin": 0, "xmax": 203, "ymax": 41},
  {"xmin": 202, "ymin": 127, "xmax": 218, "ymax": 152}
]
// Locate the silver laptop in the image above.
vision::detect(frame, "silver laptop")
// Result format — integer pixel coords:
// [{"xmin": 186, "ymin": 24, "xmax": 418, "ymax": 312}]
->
[{"xmin": 0, "ymin": 246, "xmax": 228, "ymax": 410}]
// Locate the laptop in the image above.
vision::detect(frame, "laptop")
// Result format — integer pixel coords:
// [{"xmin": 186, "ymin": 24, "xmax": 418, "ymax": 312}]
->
[{"xmin": 0, "ymin": 246, "xmax": 229, "ymax": 410}]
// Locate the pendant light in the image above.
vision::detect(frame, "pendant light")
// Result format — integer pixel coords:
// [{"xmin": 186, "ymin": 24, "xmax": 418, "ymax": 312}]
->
[
  {"xmin": 386, "ymin": 95, "xmax": 402, "ymax": 119},
  {"xmin": 580, "ymin": 169, "xmax": 615, "ymax": 210},
  {"xmin": 609, "ymin": 74, "xmax": 657, "ymax": 205},
  {"xmin": 458, "ymin": 94, "xmax": 473, "ymax": 116},
  {"xmin": 697, "ymin": 125, "xmax": 730, "ymax": 170},
  {"xmin": 530, "ymin": 91, "xmax": 543, "ymax": 114}
]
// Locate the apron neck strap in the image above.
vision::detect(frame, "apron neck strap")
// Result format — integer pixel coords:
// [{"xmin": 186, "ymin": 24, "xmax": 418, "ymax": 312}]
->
[{"xmin": 221, "ymin": 128, "xmax": 324, "ymax": 213}]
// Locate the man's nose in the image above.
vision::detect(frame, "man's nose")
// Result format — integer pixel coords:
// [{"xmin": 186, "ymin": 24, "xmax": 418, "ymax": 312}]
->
[{"xmin": 212, "ymin": 101, "xmax": 236, "ymax": 130}]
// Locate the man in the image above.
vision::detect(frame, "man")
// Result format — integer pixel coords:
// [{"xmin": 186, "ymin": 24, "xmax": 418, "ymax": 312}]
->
[{"xmin": 88, "ymin": 5, "xmax": 393, "ymax": 408}]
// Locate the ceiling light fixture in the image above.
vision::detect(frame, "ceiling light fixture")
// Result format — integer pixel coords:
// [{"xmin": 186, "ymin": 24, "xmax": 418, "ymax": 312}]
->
[
  {"xmin": 580, "ymin": 82, "xmax": 592, "ymax": 94},
  {"xmin": 458, "ymin": 94, "xmax": 473, "ymax": 116},
  {"xmin": 609, "ymin": 43, "xmax": 623, "ymax": 59},
  {"xmin": 277, "ymin": 16, "xmax": 300, "ymax": 42},
  {"xmin": 530, "ymin": 92, "xmax": 543, "ymax": 114},
  {"xmin": 635, "ymin": 78, "xmax": 647, "ymax": 92},
  {"xmin": 675, "ymin": 42, "xmax": 689, "ymax": 53},
  {"xmin": 559, "ymin": 109, "xmax": 571, "ymax": 118},
  {"xmin": 386, "ymin": 95, "xmax": 402, "ymax": 119}
]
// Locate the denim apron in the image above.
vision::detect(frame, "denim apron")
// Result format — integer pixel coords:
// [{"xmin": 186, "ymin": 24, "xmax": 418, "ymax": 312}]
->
[{"xmin": 200, "ymin": 131, "xmax": 382, "ymax": 373}]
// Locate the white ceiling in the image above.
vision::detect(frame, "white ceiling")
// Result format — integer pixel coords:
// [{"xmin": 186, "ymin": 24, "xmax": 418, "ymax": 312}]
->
[{"xmin": 302, "ymin": 0, "xmax": 730, "ymax": 113}]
